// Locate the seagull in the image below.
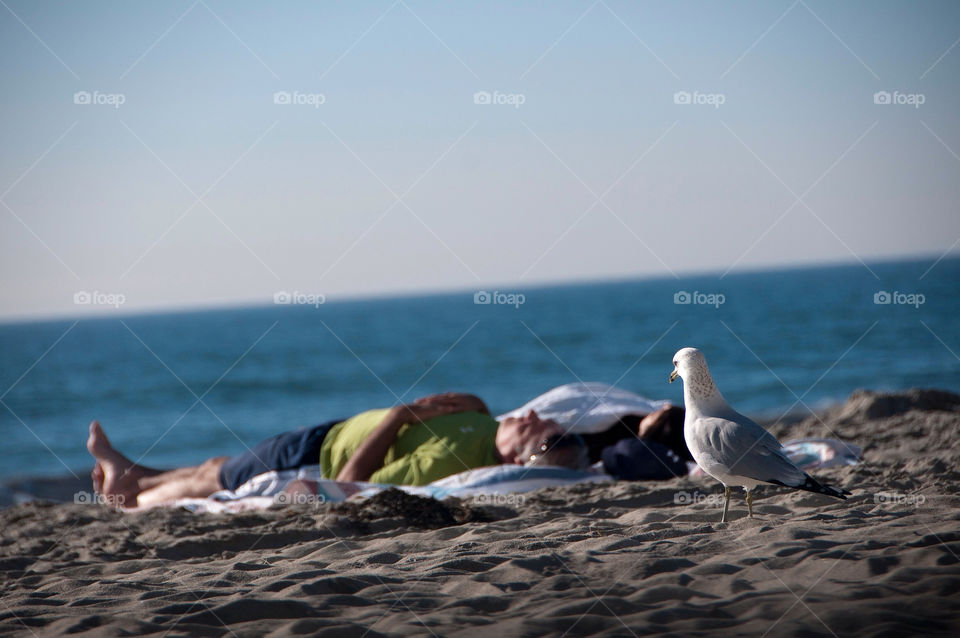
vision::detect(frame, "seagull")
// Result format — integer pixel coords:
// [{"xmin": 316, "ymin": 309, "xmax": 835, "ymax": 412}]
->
[{"xmin": 669, "ymin": 347, "xmax": 850, "ymax": 522}]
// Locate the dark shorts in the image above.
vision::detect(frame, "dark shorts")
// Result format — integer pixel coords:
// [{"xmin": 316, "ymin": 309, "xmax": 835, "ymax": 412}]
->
[{"xmin": 218, "ymin": 418, "xmax": 343, "ymax": 491}]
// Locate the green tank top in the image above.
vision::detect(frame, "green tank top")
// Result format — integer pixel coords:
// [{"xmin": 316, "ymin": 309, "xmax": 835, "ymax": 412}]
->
[{"xmin": 319, "ymin": 409, "xmax": 500, "ymax": 485}]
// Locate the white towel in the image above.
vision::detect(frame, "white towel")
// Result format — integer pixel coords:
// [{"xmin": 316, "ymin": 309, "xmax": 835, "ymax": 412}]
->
[{"xmin": 497, "ymin": 382, "xmax": 670, "ymax": 433}]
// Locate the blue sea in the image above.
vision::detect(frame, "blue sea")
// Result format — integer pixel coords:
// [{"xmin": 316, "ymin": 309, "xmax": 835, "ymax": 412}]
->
[{"xmin": 1, "ymin": 257, "xmax": 958, "ymax": 484}]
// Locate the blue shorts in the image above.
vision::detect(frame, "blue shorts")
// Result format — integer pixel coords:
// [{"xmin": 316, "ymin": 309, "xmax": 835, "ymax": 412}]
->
[{"xmin": 218, "ymin": 419, "xmax": 343, "ymax": 491}]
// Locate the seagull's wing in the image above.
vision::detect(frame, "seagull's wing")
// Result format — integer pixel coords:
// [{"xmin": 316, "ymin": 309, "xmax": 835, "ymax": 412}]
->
[{"xmin": 696, "ymin": 414, "xmax": 807, "ymax": 487}]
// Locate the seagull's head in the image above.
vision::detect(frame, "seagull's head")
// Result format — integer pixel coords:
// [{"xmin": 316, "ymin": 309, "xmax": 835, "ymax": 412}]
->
[{"xmin": 669, "ymin": 347, "xmax": 706, "ymax": 384}]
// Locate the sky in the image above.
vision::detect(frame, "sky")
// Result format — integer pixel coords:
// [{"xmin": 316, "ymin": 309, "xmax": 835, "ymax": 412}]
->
[{"xmin": 1, "ymin": 0, "xmax": 958, "ymax": 319}]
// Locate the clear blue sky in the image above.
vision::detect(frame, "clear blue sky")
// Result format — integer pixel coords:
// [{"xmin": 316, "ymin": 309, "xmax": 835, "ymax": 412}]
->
[{"xmin": 1, "ymin": 0, "xmax": 958, "ymax": 318}]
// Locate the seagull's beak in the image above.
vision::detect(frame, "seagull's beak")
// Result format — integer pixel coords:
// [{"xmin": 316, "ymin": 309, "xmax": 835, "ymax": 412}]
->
[{"xmin": 668, "ymin": 369, "xmax": 678, "ymax": 383}]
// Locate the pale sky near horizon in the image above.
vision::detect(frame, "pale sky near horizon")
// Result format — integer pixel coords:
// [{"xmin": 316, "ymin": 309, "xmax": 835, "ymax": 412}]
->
[{"xmin": 1, "ymin": 0, "xmax": 958, "ymax": 319}]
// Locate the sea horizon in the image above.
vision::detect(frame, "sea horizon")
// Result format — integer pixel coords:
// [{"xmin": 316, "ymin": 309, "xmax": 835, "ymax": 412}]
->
[{"xmin": 0, "ymin": 252, "xmax": 950, "ymax": 326}]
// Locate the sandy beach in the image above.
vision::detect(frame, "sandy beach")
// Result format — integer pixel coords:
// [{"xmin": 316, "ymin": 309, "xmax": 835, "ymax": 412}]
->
[{"xmin": 2, "ymin": 388, "xmax": 959, "ymax": 637}]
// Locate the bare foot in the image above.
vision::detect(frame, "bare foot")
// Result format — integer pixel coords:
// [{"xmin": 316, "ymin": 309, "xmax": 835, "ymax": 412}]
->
[
  {"xmin": 91, "ymin": 462, "xmax": 104, "ymax": 494},
  {"xmin": 281, "ymin": 479, "xmax": 319, "ymax": 506},
  {"xmin": 86, "ymin": 421, "xmax": 159, "ymax": 507}
]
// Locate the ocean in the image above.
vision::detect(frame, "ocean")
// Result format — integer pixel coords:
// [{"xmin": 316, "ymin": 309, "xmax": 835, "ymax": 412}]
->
[{"xmin": 1, "ymin": 257, "xmax": 958, "ymax": 484}]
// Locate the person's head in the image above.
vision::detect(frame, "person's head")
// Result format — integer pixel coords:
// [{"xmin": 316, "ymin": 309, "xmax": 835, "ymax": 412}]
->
[
  {"xmin": 495, "ymin": 410, "xmax": 563, "ymax": 465},
  {"xmin": 524, "ymin": 433, "xmax": 590, "ymax": 470}
]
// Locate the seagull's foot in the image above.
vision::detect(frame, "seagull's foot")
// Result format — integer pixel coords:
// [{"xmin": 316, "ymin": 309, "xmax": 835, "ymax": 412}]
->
[
  {"xmin": 721, "ymin": 486, "xmax": 731, "ymax": 523},
  {"xmin": 746, "ymin": 490, "xmax": 754, "ymax": 518}
]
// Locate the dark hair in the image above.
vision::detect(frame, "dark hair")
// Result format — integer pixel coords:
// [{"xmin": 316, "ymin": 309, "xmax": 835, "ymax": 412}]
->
[
  {"xmin": 645, "ymin": 406, "xmax": 691, "ymax": 462},
  {"xmin": 524, "ymin": 433, "xmax": 590, "ymax": 470}
]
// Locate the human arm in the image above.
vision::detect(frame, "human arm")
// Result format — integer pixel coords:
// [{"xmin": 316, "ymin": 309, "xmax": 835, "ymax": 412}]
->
[
  {"xmin": 335, "ymin": 406, "xmax": 409, "ymax": 482},
  {"xmin": 410, "ymin": 392, "xmax": 490, "ymax": 416},
  {"xmin": 335, "ymin": 393, "xmax": 488, "ymax": 482}
]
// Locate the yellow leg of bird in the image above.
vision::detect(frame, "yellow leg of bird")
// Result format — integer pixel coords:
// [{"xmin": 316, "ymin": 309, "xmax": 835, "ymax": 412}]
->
[
  {"xmin": 721, "ymin": 486, "xmax": 731, "ymax": 523},
  {"xmin": 746, "ymin": 490, "xmax": 754, "ymax": 518}
]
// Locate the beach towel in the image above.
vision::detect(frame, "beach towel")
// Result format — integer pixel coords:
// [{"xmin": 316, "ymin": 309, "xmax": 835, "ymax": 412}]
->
[
  {"xmin": 172, "ymin": 436, "xmax": 860, "ymax": 513},
  {"xmin": 172, "ymin": 464, "xmax": 612, "ymax": 513},
  {"xmin": 496, "ymin": 382, "xmax": 670, "ymax": 433}
]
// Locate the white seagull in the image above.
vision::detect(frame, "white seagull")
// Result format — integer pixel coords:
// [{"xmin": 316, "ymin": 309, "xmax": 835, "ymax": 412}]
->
[{"xmin": 669, "ymin": 347, "xmax": 850, "ymax": 522}]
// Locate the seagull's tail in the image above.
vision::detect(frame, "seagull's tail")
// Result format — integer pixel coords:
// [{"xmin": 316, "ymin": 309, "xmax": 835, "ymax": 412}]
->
[{"xmin": 771, "ymin": 474, "xmax": 851, "ymax": 500}]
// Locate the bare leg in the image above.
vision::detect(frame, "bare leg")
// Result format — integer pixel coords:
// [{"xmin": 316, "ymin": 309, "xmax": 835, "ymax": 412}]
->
[
  {"xmin": 134, "ymin": 457, "xmax": 228, "ymax": 508},
  {"xmin": 721, "ymin": 485, "xmax": 731, "ymax": 523},
  {"xmin": 86, "ymin": 420, "xmax": 227, "ymax": 508}
]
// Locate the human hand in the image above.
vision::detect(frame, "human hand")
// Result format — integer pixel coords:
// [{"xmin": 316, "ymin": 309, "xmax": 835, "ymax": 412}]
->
[
  {"xmin": 638, "ymin": 405, "xmax": 675, "ymax": 439},
  {"xmin": 405, "ymin": 392, "xmax": 489, "ymax": 422}
]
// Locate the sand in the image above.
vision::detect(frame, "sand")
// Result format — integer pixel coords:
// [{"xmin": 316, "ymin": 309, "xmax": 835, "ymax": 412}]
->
[{"xmin": 1, "ymin": 389, "xmax": 959, "ymax": 637}]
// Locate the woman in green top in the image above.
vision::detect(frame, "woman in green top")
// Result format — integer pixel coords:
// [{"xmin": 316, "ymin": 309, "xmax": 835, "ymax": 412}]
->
[{"xmin": 85, "ymin": 393, "xmax": 569, "ymax": 508}]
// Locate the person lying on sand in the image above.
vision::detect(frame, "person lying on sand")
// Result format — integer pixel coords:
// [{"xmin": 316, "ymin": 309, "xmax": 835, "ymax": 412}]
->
[
  {"xmin": 88, "ymin": 391, "xmax": 693, "ymax": 508},
  {"xmin": 88, "ymin": 392, "xmax": 598, "ymax": 508}
]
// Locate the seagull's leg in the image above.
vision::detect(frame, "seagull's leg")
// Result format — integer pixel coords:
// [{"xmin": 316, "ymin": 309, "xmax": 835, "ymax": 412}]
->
[
  {"xmin": 721, "ymin": 486, "xmax": 731, "ymax": 523},
  {"xmin": 746, "ymin": 490, "xmax": 754, "ymax": 518}
]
